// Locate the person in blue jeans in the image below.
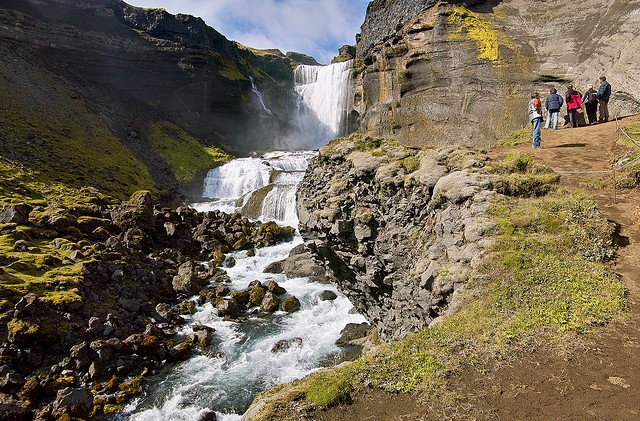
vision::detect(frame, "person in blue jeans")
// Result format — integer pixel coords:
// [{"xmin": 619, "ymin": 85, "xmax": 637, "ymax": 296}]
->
[
  {"xmin": 544, "ymin": 87, "xmax": 564, "ymax": 129},
  {"xmin": 597, "ymin": 76, "xmax": 612, "ymax": 123},
  {"xmin": 528, "ymin": 92, "xmax": 543, "ymax": 148}
]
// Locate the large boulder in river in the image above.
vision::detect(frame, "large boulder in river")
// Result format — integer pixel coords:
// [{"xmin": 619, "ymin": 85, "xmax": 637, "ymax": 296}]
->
[
  {"xmin": 172, "ymin": 261, "xmax": 207, "ymax": 295},
  {"xmin": 281, "ymin": 296, "xmax": 301, "ymax": 313}
]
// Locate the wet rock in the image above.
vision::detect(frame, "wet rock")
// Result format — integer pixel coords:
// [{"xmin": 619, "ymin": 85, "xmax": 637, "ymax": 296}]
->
[
  {"xmin": 263, "ymin": 280, "xmax": 286, "ymax": 296},
  {"xmin": 198, "ymin": 409, "xmax": 218, "ymax": 421},
  {"xmin": 51, "ymin": 387, "xmax": 93, "ymax": 418},
  {"xmin": 216, "ymin": 299, "xmax": 240, "ymax": 317},
  {"xmin": 271, "ymin": 337, "xmax": 303, "ymax": 353},
  {"xmin": 230, "ymin": 290, "xmax": 249, "ymax": 305},
  {"xmin": 168, "ymin": 340, "xmax": 192, "ymax": 362},
  {"xmin": 214, "ymin": 284, "xmax": 230, "ymax": 297},
  {"xmin": 281, "ymin": 296, "xmax": 301, "ymax": 313},
  {"xmin": 260, "ymin": 292, "xmax": 280, "ymax": 313},
  {"xmin": 319, "ymin": 290, "xmax": 338, "ymax": 301},
  {"xmin": 192, "ymin": 325, "xmax": 215, "ymax": 347},
  {"xmin": 248, "ymin": 287, "xmax": 266, "ymax": 306}
]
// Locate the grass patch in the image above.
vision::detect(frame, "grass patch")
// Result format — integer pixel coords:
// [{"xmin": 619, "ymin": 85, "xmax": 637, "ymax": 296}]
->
[
  {"xmin": 487, "ymin": 151, "xmax": 560, "ymax": 196},
  {"xmin": 613, "ymin": 122, "xmax": 640, "ymax": 188},
  {"xmin": 494, "ymin": 128, "xmax": 530, "ymax": 147},
  {"xmin": 251, "ymin": 187, "xmax": 626, "ymax": 419},
  {"xmin": 143, "ymin": 121, "xmax": 231, "ymax": 183}
]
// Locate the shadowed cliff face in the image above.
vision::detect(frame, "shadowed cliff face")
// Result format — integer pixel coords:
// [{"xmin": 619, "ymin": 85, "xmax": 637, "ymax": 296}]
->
[
  {"xmin": 0, "ymin": 0, "xmax": 299, "ymax": 166},
  {"xmin": 355, "ymin": 0, "xmax": 640, "ymax": 147}
]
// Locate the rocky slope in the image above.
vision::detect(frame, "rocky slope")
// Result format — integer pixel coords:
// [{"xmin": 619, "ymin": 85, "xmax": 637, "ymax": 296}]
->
[
  {"xmin": 296, "ymin": 135, "xmax": 557, "ymax": 340},
  {"xmin": 0, "ymin": 0, "xmax": 304, "ymax": 198},
  {"xmin": 354, "ymin": 0, "xmax": 640, "ymax": 147}
]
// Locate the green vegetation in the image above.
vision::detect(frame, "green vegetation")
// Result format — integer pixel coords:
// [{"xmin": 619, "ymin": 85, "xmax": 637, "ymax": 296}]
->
[
  {"xmin": 614, "ymin": 122, "xmax": 640, "ymax": 188},
  {"xmin": 488, "ymin": 151, "xmax": 560, "ymax": 196},
  {"xmin": 251, "ymin": 161, "xmax": 626, "ymax": 419},
  {"xmin": 143, "ymin": 121, "xmax": 231, "ymax": 183},
  {"xmin": 495, "ymin": 127, "xmax": 531, "ymax": 147},
  {"xmin": 0, "ymin": 81, "xmax": 155, "ymax": 199}
]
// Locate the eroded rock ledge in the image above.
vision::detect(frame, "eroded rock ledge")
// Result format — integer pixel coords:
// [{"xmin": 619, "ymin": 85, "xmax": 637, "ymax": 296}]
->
[{"xmin": 297, "ymin": 135, "xmax": 500, "ymax": 340}]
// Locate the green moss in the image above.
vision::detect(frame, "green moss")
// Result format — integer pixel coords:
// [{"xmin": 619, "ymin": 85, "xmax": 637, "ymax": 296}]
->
[
  {"xmin": 143, "ymin": 121, "xmax": 232, "ymax": 183},
  {"xmin": 103, "ymin": 404, "xmax": 123, "ymax": 415},
  {"xmin": 305, "ymin": 371, "xmax": 353, "ymax": 407},
  {"xmin": 447, "ymin": 6, "xmax": 510, "ymax": 66},
  {"xmin": 488, "ymin": 152, "xmax": 560, "ymax": 197}
]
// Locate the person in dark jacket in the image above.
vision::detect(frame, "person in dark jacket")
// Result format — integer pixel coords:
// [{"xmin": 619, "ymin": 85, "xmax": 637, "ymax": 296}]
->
[
  {"xmin": 544, "ymin": 87, "xmax": 564, "ymax": 129},
  {"xmin": 582, "ymin": 84, "xmax": 598, "ymax": 125},
  {"xmin": 597, "ymin": 76, "xmax": 612, "ymax": 123},
  {"xmin": 565, "ymin": 84, "xmax": 582, "ymax": 128}
]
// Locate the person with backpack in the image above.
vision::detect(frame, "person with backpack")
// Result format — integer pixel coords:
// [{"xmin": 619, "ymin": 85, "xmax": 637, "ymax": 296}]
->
[
  {"xmin": 565, "ymin": 84, "xmax": 582, "ymax": 128},
  {"xmin": 544, "ymin": 87, "xmax": 564, "ymax": 129},
  {"xmin": 582, "ymin": 84, "xmax": 598, "ymax": 125},
  {"xmin": 528, "ymin": 92, "xmax": 543, "ymax": 148},
  {"xmin": 597, "ymin": 76, "xmax": 612, "ymax": 123}
]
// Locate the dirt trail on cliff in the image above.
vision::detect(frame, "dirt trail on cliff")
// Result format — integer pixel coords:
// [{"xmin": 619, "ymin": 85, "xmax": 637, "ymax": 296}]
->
[
  {"xmin": 458, "ymin": 115, "xmax": 640, "ymax": 421},
  {"xmin": 315, "ymin": 115, "xmax": 640, "ymax": 420}
]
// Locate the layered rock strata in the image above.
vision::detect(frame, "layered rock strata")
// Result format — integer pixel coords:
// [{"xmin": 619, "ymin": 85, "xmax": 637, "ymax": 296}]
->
[
  {"xmin": 354, "ymin": 0, "xmax": 640, "ymax": 148},
  {"xmin": 297, "ymin": 135, "xmax": 499, "ymax": 340}
]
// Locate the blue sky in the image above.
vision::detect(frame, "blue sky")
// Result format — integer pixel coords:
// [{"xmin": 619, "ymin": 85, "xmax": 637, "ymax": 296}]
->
[{"xmin": 128, "ymin": 0, "xmax": 370, "ymax": 64}]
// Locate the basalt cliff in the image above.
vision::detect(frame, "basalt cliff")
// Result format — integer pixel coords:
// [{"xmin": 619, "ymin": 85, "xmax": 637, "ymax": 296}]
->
[{"xmin": 353, "ymin": 0, "xmax": 640, "ymax": 147}]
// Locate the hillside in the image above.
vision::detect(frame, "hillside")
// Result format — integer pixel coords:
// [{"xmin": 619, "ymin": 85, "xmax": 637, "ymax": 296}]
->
[{"xmin": 0, "ymin": 0, "xmax": 302, "ymax": 200}]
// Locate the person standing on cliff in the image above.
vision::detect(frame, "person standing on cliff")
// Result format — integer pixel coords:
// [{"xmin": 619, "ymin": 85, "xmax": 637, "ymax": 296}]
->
[
  {"xmin": 529, "ymin": 92, "xmax": 543, "ymax": 148},
  {"xmin": 565, "ymin": 84, "xmax": 582, "ymax": 128},
  {"xmin": 582, "ymin": 84, "xmax": 599, "ymax": 125},
  {"xmin": 544, "ymin": 87, "xmax": 563, "ymax": 130},
  {"xmin": 597, "ymin": 76, "xmax": 612, "ymax": 123}
]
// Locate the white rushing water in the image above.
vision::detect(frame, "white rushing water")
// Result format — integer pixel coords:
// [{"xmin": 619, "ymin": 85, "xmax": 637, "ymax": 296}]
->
[
  {"xmin": 290, "ymin": 60, "xmax": 353, "ymax": 150},
  {"xmin": 119, "ymin": 61, "xmax": 360, "ymax": 421}
]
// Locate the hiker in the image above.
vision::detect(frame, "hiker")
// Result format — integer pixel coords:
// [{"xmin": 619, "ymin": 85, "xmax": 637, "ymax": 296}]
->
[
  {"xmin": 565, "ymin": 84, "xmax": 582, "ymax": 128},
  {"xmin": 597, "ymin": 76, "xmax": 612, "ymax": 123},
  {"xmin": 528, "ymin": 92, "xmax": 543, "ymax": 148},
  {"xmin": 544, "ymin": 87, "xmax": 564, "ymax": 129},
  {"xmin": 582, "ymin": 84, "xmax": 598, "ymax": 125}
]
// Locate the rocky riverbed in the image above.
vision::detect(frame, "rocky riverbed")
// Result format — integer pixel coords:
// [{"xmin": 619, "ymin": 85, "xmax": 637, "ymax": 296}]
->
[{"xmin": 0, "ymin": 191, "xmax": 296, "ymax": 419}]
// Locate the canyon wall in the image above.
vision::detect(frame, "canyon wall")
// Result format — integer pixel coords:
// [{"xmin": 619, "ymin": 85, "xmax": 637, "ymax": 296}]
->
[
  {"xmin": 354, "ymin": 0, "xmax": 640, "ymax": 147},
  {"xmin": 297, "ymin": 135, "xmax": 501, "ymax": 340}
]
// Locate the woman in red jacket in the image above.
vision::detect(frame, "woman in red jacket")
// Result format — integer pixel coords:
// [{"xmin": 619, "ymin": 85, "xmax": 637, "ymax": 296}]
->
[{"xmin": 565, "ymin": 84, "xmax": 582, "ymax": 128}]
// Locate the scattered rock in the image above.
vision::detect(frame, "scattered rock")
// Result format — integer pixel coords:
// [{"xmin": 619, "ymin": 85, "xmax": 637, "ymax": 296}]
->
[
  {"xmin": 319, "ymin": 290, "xmax": 338, "ymax": 301},
  {"xmin": 51, "ymin": 387, "xmax": 93, "ymax": 418},
  {"xmin": 281, "ymin": 296, "xmax": 301, "ymax": 313},
  {"xmin": 271, "ymin": 337, "xmax": 303, "ymax": 353}
]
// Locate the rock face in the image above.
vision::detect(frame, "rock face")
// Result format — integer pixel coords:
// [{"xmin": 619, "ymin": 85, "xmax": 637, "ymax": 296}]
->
[
  {"xmin": 354, "ymin": 0, "xmax": 640, "ymax": 147},
  {"xmin": 297, "ymin": 134, "xmax": 499, "ymax": 340}
]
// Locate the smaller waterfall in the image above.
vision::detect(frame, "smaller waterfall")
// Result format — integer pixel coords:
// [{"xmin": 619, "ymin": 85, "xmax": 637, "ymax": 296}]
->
[
  {"xmin": 249, "ymin": 76, "xmax": 273, "ymax": 116},
  {"xmin": 193, "ymin": 151, "xmax": 313, "ymax": 227}
]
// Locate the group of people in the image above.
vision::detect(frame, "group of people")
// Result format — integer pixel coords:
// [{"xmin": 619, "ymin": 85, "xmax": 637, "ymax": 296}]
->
[{"xmin": 528, "ymin": 76, "xmax": 612, "ymax": 148}]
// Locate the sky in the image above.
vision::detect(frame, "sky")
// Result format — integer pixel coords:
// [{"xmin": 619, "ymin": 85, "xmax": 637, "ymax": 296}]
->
[{"xmin": 127, "ymin": 0, "xmax": 371, "ymax": 64}]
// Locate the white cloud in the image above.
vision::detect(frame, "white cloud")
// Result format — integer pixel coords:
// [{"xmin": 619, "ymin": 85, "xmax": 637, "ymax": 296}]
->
[{"xmin": 127, "ymin": 0, "xmax": 369, "ymax": 64}]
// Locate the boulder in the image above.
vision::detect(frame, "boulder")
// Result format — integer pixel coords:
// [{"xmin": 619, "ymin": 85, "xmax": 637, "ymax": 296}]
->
[
  {"xmin": 216, "ymin": 299, "xmax": 240, "ymax": 317},
  {"xmin": 281, "ymin": 296, "xmax": 301, "ymax": 313},
  {"xmin": 260, "ymin": 292, "xmax": 280, "ymax": 313},
  {"xmin": 319, "ymin": 290, "xmax": 338, "ymax": 301},
  {"xmin": 192, "ymin": 325, "xmax": 215, "ymax": 347},
  {"xmin": 248, "ymin": 287, "xmax": 266, "ymax": 306},
  {"xmin": 263, "ymin": 280, "xmax": 286, "ymax": 296},
  {"xmin": 51, "ymin": 387, "xmax": 93, "ymax": 418},
  {"xmin": 172, "ymin": 261, "xmax": 206, "ymax": 295},
  {"xmin": 336, "ymin": 323, "xmax": 373, "ymax": 346},
  {"xmin": 0, "ymin": 204, "xmax": 33, "ymax": 224},
  {"xmin": 271, "ymin": 337, "xmax": 303, "ymax": 353}
]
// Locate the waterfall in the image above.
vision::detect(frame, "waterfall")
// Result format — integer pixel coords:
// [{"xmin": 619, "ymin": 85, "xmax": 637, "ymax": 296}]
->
[
  {"xmin": 249, "ymin": 76, "xmax": 273, "ymax": 116},
  {"xmin": 289, "ymin": 60, "xmax": 353, "ymax": 150},
  {"xmin": 194, "ymin": 151, "xmax": 315, "ymax": 227}
]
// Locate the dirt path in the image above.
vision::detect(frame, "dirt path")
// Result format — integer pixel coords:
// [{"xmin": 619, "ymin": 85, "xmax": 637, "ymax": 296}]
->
[
  {"xmin": 314, "ymin": 116, "xmax": 640, "ymax": 420},
  {"xmin": 458, "ymin": 115, "xmax": 640, "ymax": 420}
]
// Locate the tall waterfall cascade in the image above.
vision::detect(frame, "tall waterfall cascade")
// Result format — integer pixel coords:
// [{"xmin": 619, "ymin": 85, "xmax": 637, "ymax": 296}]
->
[{"xmin": 291, "ymin": 60, "xmax": 353, "ymax": 150}]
